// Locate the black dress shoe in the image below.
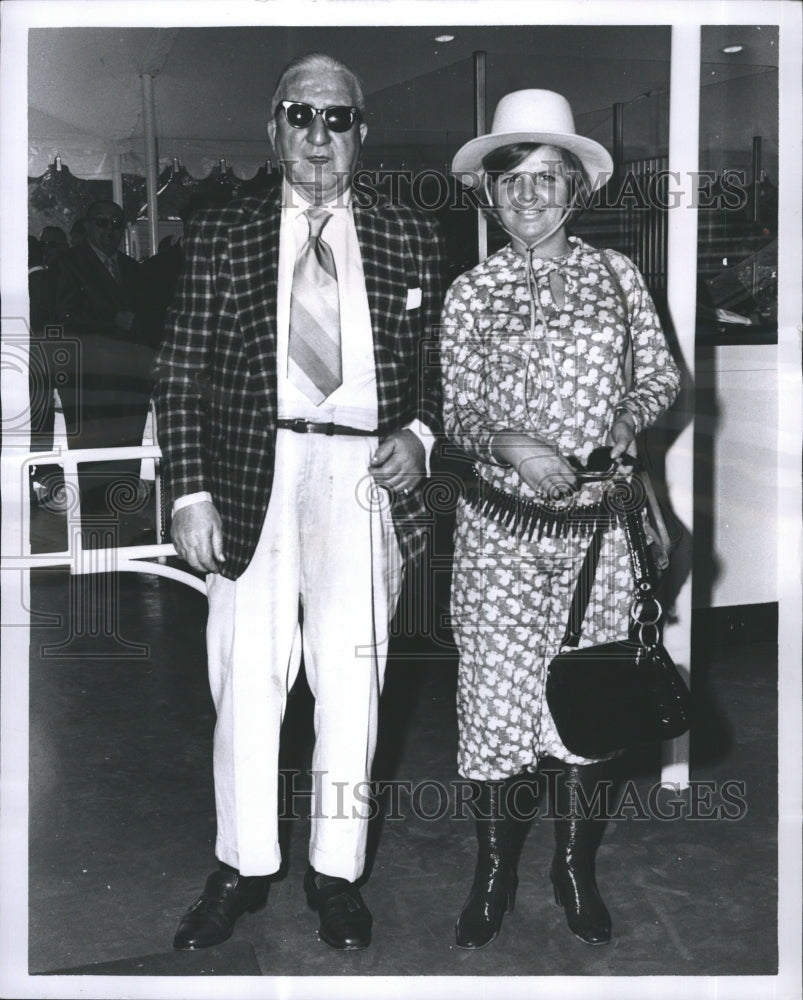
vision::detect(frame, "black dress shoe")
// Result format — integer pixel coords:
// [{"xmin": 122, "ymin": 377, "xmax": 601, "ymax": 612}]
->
[
  {"xmin": 303, "ymin": 866, "xmax": 372, "ymax": 950},
  {"xmin": 173, "ymin": 869, "xmax": 269, "ymax": 950}
]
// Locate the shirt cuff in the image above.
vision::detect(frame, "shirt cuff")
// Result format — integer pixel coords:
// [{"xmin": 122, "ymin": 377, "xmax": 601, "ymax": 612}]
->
[
  {"xmin": 404, "ymin": 419, "xmax": 435, "ymax": 477},
  {"xmin": 172, "ymin": 491, "xmax": 213, "ymax": 514}
]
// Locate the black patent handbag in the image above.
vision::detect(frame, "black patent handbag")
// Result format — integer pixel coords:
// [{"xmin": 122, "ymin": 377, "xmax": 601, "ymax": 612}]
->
[{"xmin": 545, "ymin": 473, "xmax": 691, "ymax": 759}]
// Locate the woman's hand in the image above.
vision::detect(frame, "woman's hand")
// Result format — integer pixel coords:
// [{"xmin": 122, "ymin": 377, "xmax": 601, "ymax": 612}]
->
[
  {"xmin": 491, "ymin": 432, "xmax": 578, "ymax": 499},
  {"xmin": 607, "ymin": 412, "xmax": 637, "ymax": 460}
]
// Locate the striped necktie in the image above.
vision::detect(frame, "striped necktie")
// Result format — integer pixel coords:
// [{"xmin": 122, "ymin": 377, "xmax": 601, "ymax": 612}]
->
[
  {"xmin": 104, "ymin": 253, "xmax": 120, "ymax": 284},
  {"xmin": 287, "ymin": 207, "xmax": 342, "ymax": 404}
]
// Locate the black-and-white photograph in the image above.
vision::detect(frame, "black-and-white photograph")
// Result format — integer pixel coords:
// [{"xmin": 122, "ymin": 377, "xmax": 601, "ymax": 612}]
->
[{"xmin": 1, "ymin": 2, "xmax": 800, "ymax": 998}]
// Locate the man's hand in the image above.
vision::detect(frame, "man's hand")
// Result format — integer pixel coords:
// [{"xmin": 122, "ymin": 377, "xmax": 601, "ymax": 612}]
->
[
  {"xmin": 491, "ymin": 431, "xmax": 578, "ymax": 499},
  {"xmin": 171, "ymin": 501, "xmax": 226, "ymax": 573},
  {"xmin": 368, "ymin": 429, "xmax": 425, "ymax": 495}
]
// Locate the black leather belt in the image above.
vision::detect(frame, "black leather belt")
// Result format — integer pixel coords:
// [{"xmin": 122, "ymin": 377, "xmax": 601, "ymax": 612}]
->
[{"xmin": 276, "ymin": 418, "xmax": 379, "ymax": 437}]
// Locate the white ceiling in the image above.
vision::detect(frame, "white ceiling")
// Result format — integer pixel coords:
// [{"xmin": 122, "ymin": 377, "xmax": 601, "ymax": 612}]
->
[{"xmin": 27, "ymin": 24, "xmax": 779, "ymax": 177}]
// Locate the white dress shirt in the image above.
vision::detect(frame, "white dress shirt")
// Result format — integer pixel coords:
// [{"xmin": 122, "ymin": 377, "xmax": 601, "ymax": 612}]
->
[{"xmin": 277, "ymin": 183, "xmax": 378, "ymax": 429}]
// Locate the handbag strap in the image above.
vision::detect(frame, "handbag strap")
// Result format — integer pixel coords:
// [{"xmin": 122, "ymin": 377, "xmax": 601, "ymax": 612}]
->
[
  {"xmin": 556, "ymin": 252, "xmax": 672, "ymax": 651},
  {"xmin": 598, "ymin": 249, "xmax": 634, "ymax": 385},
  {"xmin": 621, "ymin": 500, "xmax": 664, "ymax": 647},
  {"xmin": 559, "ymin": 479, "xmax": 663, "ymax": 651},
  {"xmin": 599, "ymin": 248, "xmax": 675, "ymax": 567},
  {"xmin": 560, "ymin": 527, "xmax": 606, "ymax": 649}
]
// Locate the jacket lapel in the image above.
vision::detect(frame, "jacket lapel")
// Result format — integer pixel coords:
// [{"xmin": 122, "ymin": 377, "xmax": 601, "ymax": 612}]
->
[
  {"xmin": 225, "ymin": 190, "xmax": 410, "ymax": 427},
  {"xmin": 353, "ymin": 201, "xmax": 407, "ymax": 349},
  {"xmin": 81, "ymin": 243, "xmax": 121, "ymax": 299},
  {"xmin": 227, "ymin": 187, "xmax": 282, "ymax": 414}
]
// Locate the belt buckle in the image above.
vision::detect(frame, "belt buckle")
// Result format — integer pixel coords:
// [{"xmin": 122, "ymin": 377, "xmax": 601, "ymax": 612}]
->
[
  {"xmin": 287, "ymin": 418, "xmax": 312, "ymax": 434},
  {"xmin": 297, "ymin": 419, "xmax": 334, "ymax": 435}
]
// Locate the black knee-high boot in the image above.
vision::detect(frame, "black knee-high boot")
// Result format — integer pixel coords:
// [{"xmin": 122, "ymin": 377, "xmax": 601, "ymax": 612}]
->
[
  {"xmin": 455, "ymin": 778, "xmax": 521, "ymax": 949},
  {"xmin": 549, "ymin": 760, "xmax": 612, "ymax": 945}
]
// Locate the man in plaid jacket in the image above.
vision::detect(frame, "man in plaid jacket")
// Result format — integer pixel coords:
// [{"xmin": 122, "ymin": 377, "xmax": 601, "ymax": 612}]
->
[{"xmin": 153, "ymin": 52, "xmax": 445, "ymax": 952}]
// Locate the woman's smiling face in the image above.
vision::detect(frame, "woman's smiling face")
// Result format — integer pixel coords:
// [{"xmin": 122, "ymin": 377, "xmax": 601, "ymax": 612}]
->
[{"xmin": 492, "ymin": 145, "xmax": 571, "ymax": 252}]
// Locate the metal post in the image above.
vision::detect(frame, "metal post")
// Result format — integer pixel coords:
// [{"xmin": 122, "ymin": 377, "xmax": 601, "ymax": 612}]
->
[
  {"xmin": 661, "ymin": 25, "xmax": 701, "ymax": 789},
  {"xmin": 141, "ymin": 73, "xmax": 159, "ymax": 258},
  {"xmin": 612, "ymin": 101, "xmax": 625, "ymax": 180},
  {"xmin": 112, "ymin": 151, "xmax": 123, "ymax": 210},
  {"xmin": 750, "ymin": 135, "xmax": 762, "ymax": 297},
  {"xmin": 473, "ymin": 51, "xmax": 487, "ymax": 262},
  {"xmin": 111, "ymin": 151, "xmax": 126, "ymax": 252},
  {"xmin": 751, "ymin": 135, "xmax": 762, "ymax": 224}
]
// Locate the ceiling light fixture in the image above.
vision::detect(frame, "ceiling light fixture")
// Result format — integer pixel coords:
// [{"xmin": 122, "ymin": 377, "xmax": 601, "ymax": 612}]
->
[
  {"xmin": 722, "ymin": 44, "xmax": 745, "ymax": 54},
  {"xmin": 434, "ymin": 34, "xmax": 455, "ymax": 43}
]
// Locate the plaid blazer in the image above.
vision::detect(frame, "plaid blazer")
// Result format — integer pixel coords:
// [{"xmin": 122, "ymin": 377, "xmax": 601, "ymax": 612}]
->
[{"xmin": 153, "ymin": 185, "xmax": 446, "ymax": 579}]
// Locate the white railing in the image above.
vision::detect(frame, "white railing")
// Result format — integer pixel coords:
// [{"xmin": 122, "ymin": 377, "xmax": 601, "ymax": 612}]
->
[{"xmin": 17, "ymin": 443, "xmax": 207, "ymax": 595}]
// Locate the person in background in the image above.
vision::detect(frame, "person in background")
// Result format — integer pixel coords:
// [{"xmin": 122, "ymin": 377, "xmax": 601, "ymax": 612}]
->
[
  {"xmin": 136, "ymin": 194, "xmax": 220, "ymax": 352},
  {"xmin": 50, "ymin": 200, "xmax": 153, "ymax": 520},
  {"xmin": 39, "ymin": 225, "xmax": 69, "ymax": 267},
  {"xmin": 27, "ymin": 236, "xmax": 48, "ymax": 334},
  {"xmin": 28, "ymin": 228, "xmax": 68, "ymax": 506},
  {"xmin": 69, "ymin": 217, "xmax": 87, "ymax": 247},
  {"xmin": 441, "ymin": 90, "xmax": 681, "ymax": 949},
  {"xmin": 153, "ymin": 52, "xmax": 445, "ymax": 952}
]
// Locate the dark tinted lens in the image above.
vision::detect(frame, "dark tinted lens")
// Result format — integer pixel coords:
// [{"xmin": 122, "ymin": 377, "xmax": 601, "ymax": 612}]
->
[
  {"xmin": 91, "ymin": 217, "xmax": 124, "ymax": 229},
  {"xmin": 279, "ymin": 102, "xmax": 357, "ymax": 132},
  {"xmin": 284, "ymin": 102, "xmax": 315, "ymax": 128},
  {"xmin": 322, "ymin": 106, "xmax": 357, "ymax": 132}
]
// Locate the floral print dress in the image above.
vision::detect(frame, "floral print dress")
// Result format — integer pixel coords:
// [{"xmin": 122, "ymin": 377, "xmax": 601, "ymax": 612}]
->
[{"xmin": 440, "ymin": 237, "xmax": 681, "ymax": 778}]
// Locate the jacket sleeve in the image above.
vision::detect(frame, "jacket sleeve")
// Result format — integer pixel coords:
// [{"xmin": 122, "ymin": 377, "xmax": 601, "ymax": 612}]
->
[
  {"xmin": 151, "ymin": 215, "xmax": 217, "ymax": 501},
  {"xmin": 415, "ymin": 214, "xmax": 447, "ymax": 436}
]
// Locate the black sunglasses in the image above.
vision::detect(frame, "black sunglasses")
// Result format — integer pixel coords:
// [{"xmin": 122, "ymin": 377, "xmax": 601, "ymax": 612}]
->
[
  {"xmin": 89, "ymin": 217, "xmax": 125, "ymax": 230},
  {"xmin": 568, "ymin": 448, "xmax": 636, "ymax": 482},
  {"xmin": 275, "ymin": 101, "xmax": 360, "ymax": 133}
]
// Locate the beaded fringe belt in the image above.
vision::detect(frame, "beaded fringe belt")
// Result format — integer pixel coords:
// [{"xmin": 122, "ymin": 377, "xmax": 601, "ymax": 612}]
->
[{"xmin": 464, "ymin": 471, "xmax": 618, "ymax": 542}]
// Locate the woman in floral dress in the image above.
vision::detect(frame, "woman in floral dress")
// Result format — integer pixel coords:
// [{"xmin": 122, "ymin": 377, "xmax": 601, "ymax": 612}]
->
[{"xmin": 442, "ymin": 90, "xmax": 681, "ymax": 948}]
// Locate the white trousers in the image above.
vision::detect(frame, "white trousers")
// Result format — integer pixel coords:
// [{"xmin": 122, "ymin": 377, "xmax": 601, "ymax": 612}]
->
[{"xmin": 205, "ymin": 430, "xmax": 403, "ymax": 881}]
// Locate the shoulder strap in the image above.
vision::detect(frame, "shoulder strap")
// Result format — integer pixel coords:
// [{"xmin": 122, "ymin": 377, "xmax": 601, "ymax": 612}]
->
[
  {"xmin": 559, "ymin": 479, "xmax": 664, "ymax": 650},
  {"xmin": 599, "ymin": 249, "xmax": 633, "ymax": 386},
  {"xmin": 560, "ymin": 255, "xmax": 638, "ymax": 649},
  {"xmin": 560, "ymin": 528, "xmax": 606, "ymax": 649},
  {"xmin": 600, "ymin": 249, "xmax": 675, "ymax": 566}
]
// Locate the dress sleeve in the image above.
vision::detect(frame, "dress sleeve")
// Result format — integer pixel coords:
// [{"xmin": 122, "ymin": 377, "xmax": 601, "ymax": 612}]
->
[
  {"xmin": 439, "ymin": 273, "xmax": 506, "ymax": 466},
  {"xmin": 608, "ymin": 253, "xmax": 682, "ymax": 432}
]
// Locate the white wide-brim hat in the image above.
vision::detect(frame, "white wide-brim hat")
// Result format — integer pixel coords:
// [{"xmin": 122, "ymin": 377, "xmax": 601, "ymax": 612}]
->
[{"xmin": 452, "ymin": 89, "xmax": 613, "ymax": 191}]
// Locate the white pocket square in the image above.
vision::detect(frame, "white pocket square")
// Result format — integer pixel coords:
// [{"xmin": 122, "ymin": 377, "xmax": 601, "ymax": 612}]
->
[{"xmin": 405, "ymin": 287, "xmax": 422, "ymax": 310}]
